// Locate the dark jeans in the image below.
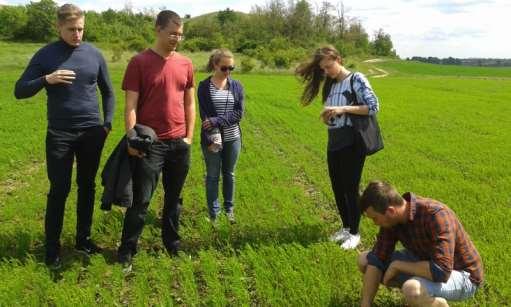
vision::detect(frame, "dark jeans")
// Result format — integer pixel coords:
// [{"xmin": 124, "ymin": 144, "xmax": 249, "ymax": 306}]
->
[
  {"xmin": 45, "ymin": 126, "xmax": 107, "ymax": 256},
  {"xmin": 119, "ymin": 139, "xmax": 190, "ymax": 256},
  {"xmin": 327, "ymin": 144, "xmax": 366, "ymax": 234}
]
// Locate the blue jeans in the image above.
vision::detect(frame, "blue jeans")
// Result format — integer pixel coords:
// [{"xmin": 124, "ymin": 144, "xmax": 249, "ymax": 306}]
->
[
  {"xmin": 390, "ymin": 250, "xmax": 479, "ymax": 301},
  {"xmin": 201, "ymin": 139, "xmax": 241, "ymax": 218}
]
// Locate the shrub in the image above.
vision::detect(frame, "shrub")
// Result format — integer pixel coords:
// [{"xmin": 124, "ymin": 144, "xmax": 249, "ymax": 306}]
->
[
  {"xmin": 127, "ymin": 37, "xmax": 147, "ymax": 52},
  {"xmin": 241, "ymin": 57, "xmax": 256, "ymax": 73},
  {"xmin": 111, "ymin": 44, "xmax": 125, "ymax": 62},
  {"xmin": 273, "ymin": 50, "xmax": 291, "ymax": 69}
]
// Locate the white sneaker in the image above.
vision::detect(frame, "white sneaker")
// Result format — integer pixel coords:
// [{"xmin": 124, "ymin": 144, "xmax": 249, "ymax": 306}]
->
[
  {"xmin": 341, "ymin": 233, "xmax": 361, "ymax": 250},
  {"xmin": 329, "ymin": 228, "xmax": 350, "ymax": 242}
]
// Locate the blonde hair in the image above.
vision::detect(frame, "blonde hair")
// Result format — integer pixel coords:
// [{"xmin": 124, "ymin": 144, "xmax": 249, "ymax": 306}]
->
[
  {"xmin": 57, "ymin": 4, "xmax": 84, "ymax": 24},
  {"xmin": 206, "ymin": 48, "xmax": 234, "ymax": 72}
]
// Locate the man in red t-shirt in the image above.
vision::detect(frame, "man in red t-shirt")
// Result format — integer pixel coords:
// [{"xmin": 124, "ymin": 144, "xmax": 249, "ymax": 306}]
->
[{"xmin": 118, "ymin": 10, "xmax": 195, "ymax": 270}]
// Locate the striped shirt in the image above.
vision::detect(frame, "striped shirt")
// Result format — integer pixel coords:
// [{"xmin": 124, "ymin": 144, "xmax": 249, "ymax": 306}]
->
[
  {"xmin": 325, "ymin": 72, "xmax": 379, "ymax": 129},
  {"xmin": 368, "ymin": 193, "xmax": 484, "ymax": 285},
  {"xmin": 209, "ymin": 83, "xmax": 240, "ymax": 142}
]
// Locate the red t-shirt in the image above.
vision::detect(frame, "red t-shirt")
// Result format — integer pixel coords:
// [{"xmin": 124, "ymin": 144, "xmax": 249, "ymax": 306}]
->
[{"xmin": 122, "ymin": 49, "xmax": 194, "ymax": 139}]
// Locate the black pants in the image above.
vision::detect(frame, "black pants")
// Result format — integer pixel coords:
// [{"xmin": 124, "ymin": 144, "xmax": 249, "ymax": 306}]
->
[
  {"xmin": 45, "ymin": 126, "xmax": 107, "ymax": 256},
  {"xmin": 119, "ymin": 139, "xmax": 190, "ymax": 256},
  {"xmin": 327, "ymin": 144, "xmax": 366, "ymax": 235}
]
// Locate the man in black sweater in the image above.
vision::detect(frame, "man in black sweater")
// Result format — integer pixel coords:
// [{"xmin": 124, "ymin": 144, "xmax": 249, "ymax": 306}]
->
[{"xmin": 14, "ymin": 3, "xmax": 115, "ymax": 269}]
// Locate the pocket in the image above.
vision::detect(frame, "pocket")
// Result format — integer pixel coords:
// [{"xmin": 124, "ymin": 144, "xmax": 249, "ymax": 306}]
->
[{"xmin": 178, "ymin": 138, "xmax": 191, "ymax": 150}]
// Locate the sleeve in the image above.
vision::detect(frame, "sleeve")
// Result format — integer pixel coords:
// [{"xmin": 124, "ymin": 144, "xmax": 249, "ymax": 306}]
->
[
  {"xmin": 14, "ymin": 50, "xmax": 47, "ymax": 99},
  {"xmin": 209, "ymin": 80, "xmax": 244, "ymax": 128},
  {"xmin": 122, "ymin": 56, "xmax": 141, "ymax": 93},
  {"xmin": 197, "ymin": 81, "xmax": 209, "ymax": 121},
  {"xmin": 367, "ymin": 228, "xmax": 398, "ymax": 271},
  {"xmin": 185, "ymin": 62, "xmax": 195, "ymax": 89},
  {"xmin": 97, "ymin": 52, "xmax": 115, "ymax": 129},
  {"xmin": 353, "ymin": 72, "xmax": 379, "ymax": 115},
  {"xmin": 429, "ymin": 209, "xmax": 456, "ymax": 282}
]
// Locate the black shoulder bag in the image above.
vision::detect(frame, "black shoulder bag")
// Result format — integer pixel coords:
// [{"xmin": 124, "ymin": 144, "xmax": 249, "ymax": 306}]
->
[{"xmin": 349, "ymin": 74, "xmax": 384, "ymax": 156}]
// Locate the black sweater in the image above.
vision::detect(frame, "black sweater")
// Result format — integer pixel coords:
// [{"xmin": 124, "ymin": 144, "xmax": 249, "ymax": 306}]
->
[{"xmin": 14, "ymin": 39, "xmax": 115, "ymax": 129}]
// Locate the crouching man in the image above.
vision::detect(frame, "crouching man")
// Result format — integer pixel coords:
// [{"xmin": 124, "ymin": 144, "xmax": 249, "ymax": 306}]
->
[{"xmin": 357, "ymin": 181, "xmax": 483, "ymax": 307}]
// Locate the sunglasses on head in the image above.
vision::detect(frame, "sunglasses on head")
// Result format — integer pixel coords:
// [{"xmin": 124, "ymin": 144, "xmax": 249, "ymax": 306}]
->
[{"xmin": 220, "ymin": 65, "xmax": 235, "ymax": 72}]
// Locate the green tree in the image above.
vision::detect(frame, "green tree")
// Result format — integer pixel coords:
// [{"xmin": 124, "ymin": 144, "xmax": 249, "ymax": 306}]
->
[
  {"xmin": 344, "ymin": 21, "xmax": 369, "ymax": 55},
  {"xmin": 0, "ymin": 5, "xmax": 28, "ymax": 40},
  {"xmin": 314, "ymin": 1, "xmax": 334, "ymax": 42},
  {"xmin": 217, "ymin": 8, "xmax": 237, "ymax": 26},
  {"xmin": 285, "ymin": 0, "xmax": 313, "ymax": 46},
  {"xmin": 24, "ymin": 0, "xmax": 58, "ymax": 42},
  {"xmin": 371, "ymin": 28, "xmax": 395, "ymax": 56}
]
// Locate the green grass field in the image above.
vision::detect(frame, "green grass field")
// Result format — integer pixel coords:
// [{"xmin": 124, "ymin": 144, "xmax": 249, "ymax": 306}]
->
[
  {"xmin": 376, "ymin": 60, "xmax": 511, "ymax": 78},
  {"xmin": 1, "ymin": 41, "xmax": 510, "ymax": 306}
]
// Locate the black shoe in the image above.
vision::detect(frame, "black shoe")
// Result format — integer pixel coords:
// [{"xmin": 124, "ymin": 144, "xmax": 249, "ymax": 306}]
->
[
  {"xmin": 75, "ymin": 239, "xmax": 103, "ymax": 256},
  {"xmin": 118, "ymin": 252, "xmax": 132, "ymax": 273},
  {"xmin": 166, "ymin": 240, "xmax": 180, "ymax": 256},
  {"xmin": 45, "ymin": 254, "xmax": 62, "ymax": 270}
]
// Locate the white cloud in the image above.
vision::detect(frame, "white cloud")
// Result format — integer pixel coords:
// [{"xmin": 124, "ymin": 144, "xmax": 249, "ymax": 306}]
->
[{"xmin": 341, "ymin": 0, "xmax": 511, "ymax": 58}]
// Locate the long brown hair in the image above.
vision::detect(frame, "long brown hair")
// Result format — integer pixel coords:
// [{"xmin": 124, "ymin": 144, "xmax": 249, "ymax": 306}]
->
[{"xmin": 295, "ymin": 45, "xmax": 343, "ymax": 105}]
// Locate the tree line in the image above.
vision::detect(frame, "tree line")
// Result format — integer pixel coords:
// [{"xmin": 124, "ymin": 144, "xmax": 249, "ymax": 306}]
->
[
  {"xmin": 0, "ymin": 0, "xmax": 397, "ymax": 70},
  {"xmin": 408, "ymin": 56, "xmax": 511, "ymax": 67}
]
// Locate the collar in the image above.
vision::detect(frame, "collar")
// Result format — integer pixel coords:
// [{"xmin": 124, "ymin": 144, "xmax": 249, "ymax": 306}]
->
[
  {"xmin": 403, "ymin": 192, "xmax": 417, "ymax": 222},
  {"xmin": 57, "ymin": 38, "xmax": 80, "ymax": 50}
]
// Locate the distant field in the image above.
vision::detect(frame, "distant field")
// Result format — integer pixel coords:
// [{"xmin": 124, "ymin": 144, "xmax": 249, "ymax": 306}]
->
[
  {"xmin": 376, "ymin": 59, "xmax": 511, "ymax": 78},
  {"xmin": 1, "ymin": 42, "xmax": 510, "ymax": 305}
]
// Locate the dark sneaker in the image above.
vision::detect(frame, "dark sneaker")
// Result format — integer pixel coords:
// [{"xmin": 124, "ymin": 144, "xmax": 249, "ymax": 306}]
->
[
  {"xmin": 75, "ymin": 239, "xmax": 103, "ymax": 256},
  {"xmin": 45, "ymin": 254, "xmax": 62, "ymax": 270},
  {"xmin": 166, "ymin": 240, "xmax": 180, "ymax": 256},
  {"xmin": 118, "ymin": 252, "xmax": 132, "ymax": 273},
  {"xmin": 226, "ymin": 211, "xmax": 236, "ymax": 224}
]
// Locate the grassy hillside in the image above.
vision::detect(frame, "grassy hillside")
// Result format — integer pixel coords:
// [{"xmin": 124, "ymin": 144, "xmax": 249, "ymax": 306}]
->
[{"xmin": 1, "ymin": 42, "xmax": 510, "ymax": 305}]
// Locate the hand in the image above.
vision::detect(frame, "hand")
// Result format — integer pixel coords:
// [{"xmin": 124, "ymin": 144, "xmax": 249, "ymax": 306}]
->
[
  {"xmin": 45, "ymin": 69, "xmax": 76, "ymax": 85},
  {"xmin": 127, "ymin": 145, "xmax": 145, "ymax": 158},
  {"xmin": 202, "ymin": 119, "xmax": 213, "ymax": 129},
  {"xmin": 382, "ymin": 261, "xmax": 400, "ymax": 286},
  {"xmin": 182, "ymin": 137, "xmax": 192, "ymax": 145},
  {"xmin": 319, "ymin": 107, "xmax": 343, "ymax": 125}
]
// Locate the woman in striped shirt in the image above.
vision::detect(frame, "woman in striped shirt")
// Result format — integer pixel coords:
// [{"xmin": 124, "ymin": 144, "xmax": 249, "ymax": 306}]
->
[
  {"xmin": 296, "ymin": 45, "xmax": 380, "ymax": 249},
  {"xmin": 197, "ymin": 49, "xmax": 245, "ymax": 223}
]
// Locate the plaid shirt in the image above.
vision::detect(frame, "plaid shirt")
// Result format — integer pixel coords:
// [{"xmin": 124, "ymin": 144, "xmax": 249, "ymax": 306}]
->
[{"xmin": 367, "ymin": 193, "xmax": 484, "ymax": 285}]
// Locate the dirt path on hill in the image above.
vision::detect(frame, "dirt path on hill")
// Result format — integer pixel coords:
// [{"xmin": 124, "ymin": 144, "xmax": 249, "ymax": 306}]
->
[{"xmin": 363, "ymin": 58, "xmax": 389, "ymax": 78}]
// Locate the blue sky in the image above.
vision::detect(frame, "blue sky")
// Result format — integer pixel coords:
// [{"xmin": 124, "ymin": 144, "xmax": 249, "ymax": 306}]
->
[{"xmin": 2, "ymin": 0, "xmax": 510, "ymax": 58}]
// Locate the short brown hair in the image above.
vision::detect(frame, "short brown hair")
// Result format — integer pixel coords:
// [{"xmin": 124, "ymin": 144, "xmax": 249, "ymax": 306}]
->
[
  {"xmin": 359, "ymin": 181, "xmax": 404, "ymax": 214},
  {"xmin": 57, "ymin": 4, "xmax": 84, "ymax": 24},
  {"xmin": 156, "ymin": 10, "xmax": 182, "ymax": 28}
]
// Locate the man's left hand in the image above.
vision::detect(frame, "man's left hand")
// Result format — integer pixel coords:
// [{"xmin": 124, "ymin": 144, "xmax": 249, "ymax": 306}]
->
[{"xmin": 183, "ymin": 137, "xmax": 192, "ymax": 145}]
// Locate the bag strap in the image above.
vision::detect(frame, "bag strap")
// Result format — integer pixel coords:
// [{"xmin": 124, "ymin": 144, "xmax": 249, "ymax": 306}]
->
[{"xmin": 349, "ymin": 73, "xmax": 359, "ymax": 105}]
